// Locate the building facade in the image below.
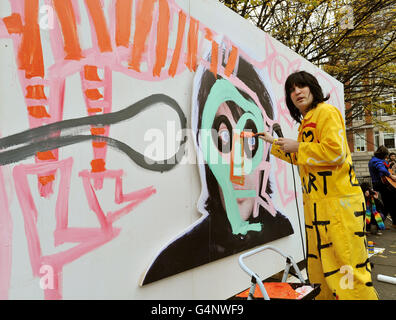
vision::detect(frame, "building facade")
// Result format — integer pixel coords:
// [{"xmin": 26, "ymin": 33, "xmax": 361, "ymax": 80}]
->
[{"xmin": 347, "ymin": 95, "xmax": 396, "ymax": 182}]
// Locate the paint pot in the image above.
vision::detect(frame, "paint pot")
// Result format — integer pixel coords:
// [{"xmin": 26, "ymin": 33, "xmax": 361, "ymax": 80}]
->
[
  {"xmin": 377, "ymin": 274, "xmax": 396, "ymax": 285},
  {"xmin": 368, "ymin": 241, "xmax": 374, "ymax": 254}
]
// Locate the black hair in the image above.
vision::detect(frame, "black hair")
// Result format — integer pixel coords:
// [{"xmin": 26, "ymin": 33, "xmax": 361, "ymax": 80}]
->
[
  {"xmin": 374, "ymin": 145, "xmax": 389, "ymax": 159},
  {"xmin": 360, "ymin": 182, "xmax": 371, "ymax": 193},
  {"xmin": 389, "ymin": 152, "xmax": 396, "ymax": 157},
  {"xmin": 284, "ymin": 71, "xmax": 330, "ymax": 124}
]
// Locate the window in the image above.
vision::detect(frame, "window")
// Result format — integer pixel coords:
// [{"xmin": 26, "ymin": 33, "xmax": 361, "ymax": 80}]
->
[
  {"xmin": 374, "ymin": 131, "xmax": 380, "ymax": 150},
  {"xmin": 354, "ymin": 132, "xmax": 366, "ymax": 152},
  {"xmin": 384, "ymin": 132, "xmax": 395, "ymax": 149},
  {"xmin": 352, "ymin": 106, "xmax": 364, "ymax": 121},
  {"xmin": 381, "ymin": 96, "xmax": 396, "ymax": 116}
]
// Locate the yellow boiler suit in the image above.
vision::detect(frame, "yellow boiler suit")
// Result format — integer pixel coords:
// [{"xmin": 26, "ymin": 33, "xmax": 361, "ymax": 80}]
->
[{"xmin": 271, "ymin": 103, "xmax": 378, "ymax": 300}]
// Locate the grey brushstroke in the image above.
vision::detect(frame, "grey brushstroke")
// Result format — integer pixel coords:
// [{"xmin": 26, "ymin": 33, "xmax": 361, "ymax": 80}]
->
[
  {"xmin": 0, "ymin": 135, "xmax": 185, "ymax": 171},
  {"xmin": 0, "ymin": 94, "xmax": 187, "ymax": 171}
]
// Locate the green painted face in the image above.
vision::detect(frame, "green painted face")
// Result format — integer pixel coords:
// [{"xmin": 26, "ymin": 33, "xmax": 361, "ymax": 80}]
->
[{"xmin": 200, "ymin": 79, "xmax": 265, "ymax": 235}]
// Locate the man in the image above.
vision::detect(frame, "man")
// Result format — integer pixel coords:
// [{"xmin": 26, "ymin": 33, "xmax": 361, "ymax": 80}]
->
[
  {"xmin": 388, "ymin": 152, "xmax": 396, "ymax": 170},
  {"xmin": 368, "ymin": 146, "xmax": 396, "ymax": 228}
]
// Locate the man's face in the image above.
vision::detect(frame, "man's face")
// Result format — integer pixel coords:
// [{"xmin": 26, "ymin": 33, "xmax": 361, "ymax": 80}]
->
[{"xmin": 290, "ymin": 85, "xmax": 313, "ymax": 115}]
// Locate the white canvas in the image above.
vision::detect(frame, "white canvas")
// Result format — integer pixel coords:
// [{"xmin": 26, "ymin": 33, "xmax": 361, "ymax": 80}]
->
[{"xmin": 0, "ymin": 0, "xmax": 344, "ymax": 299}]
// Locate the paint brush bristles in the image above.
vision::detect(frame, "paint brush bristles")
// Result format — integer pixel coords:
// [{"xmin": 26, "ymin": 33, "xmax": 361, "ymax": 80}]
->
[{"xmin": 240, "ymin": 132, "xmax": 266, "ymax": 138}]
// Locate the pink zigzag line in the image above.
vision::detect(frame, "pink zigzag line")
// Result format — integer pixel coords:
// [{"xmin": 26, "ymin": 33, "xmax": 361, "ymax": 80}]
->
[
  {"xmin": 12, "ymin": 158, "xmax": 155, "ymax": 299},
  {"xmin": 79, "ymin": 169, "xmax": 157, "ymax": 226}
]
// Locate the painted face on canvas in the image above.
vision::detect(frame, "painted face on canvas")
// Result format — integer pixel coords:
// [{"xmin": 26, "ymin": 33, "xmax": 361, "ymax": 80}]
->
[
  {"xmin": 200, "ymin": 79, "xmax": 267, "ymax": 235},
  {"xmin": 213, "ymin": 101, "xmax": 259, "ymax": 221}
]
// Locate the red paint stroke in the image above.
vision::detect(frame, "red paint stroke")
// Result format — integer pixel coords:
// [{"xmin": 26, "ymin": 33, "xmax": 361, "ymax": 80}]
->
[
  {"xmin": 303, "ymin": 122, "xmax": 317, "ymax": 129},
  {"xmin": 85, "ymin": 88, "xmax": 103, "ymax": 100},
  {"xmin": 38, "ymin": 173, "xmax": 56, "ymax": 198},
  {"xmin": 210, "ymin": 41, "xmax": 219, "ymax": 77},
  {"xmin": 129, "ymin": 0, "xmax": 157, "ymax": 71},
  {"xmin": 84, "ymin": 65, "xmax": 101, "ymax": 81},
  {"xmin": 115, "ymin": 0, "xmax": 133, "ymax": 48},
  {"xmin": 53, "ymin": 0, "xmax": 83, "ymax": 60},
  {"xmin": 224, "ymin": 46, "xmax": 238, "ymax": 77},
  {"xmin": 230, "ymin": 133, "xmax": 244, "ymax": 186},
  {"xmin": 92, "ymin": 141, "xmax": 107, "ymax": 148},
  {"xmin": 168, "ymin": 11, "xmax": 186, "ymax": 77},
  {"xmin": 3, "ymin": 13, "xmax": 23, "ymax": 34},
  {"xmin": 91, "ymin": 159, "xmax": 106, "ymax": 173},
  {"xmin": 87, "ymin": 107, "xmax": 103, "ymax": 113},
  {"xmin": 38, "ymin": 174, "xmax": 55, "ymax": 186},
  {"xmin": 36, "ymin": 151, "xmax": 56, "ymax": 161},
  {"xmin": 85, "ymin": 0, "xmax": 112, "ymax": 53},
  {"xmin": 205, "ymin": 28, "xmax": 213, "ymax": 41},
  {"xmin": 80, "ymin": 66, "xmax": 113, "ymax": 188},
  {"xmin": 26, "ymin": 85, "xmax": 47, "ymax": 100},
  {"xmin": 27, "ymin": 106, "xmax": 51, "ymax": 119},
  {"xmin": 153, "ymin": 0, "xmax": 170, "ymax": 77},
  {"xmin": 17, "ymin": 0, "xmax": 44, "ymax": 78},
  {"xmin": 186, "ymin": 17, "xmax": 199, "ymax": 72},
  {"xmin": 205, "ymin": 25, "xmax": 219, "ymax": 77},
  {"xmin": 90, "ymin": 127, "xmax": 106, "ymax": 135}
]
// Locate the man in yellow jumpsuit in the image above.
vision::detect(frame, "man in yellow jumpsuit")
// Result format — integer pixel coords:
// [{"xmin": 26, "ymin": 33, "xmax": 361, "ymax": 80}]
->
[{"xmin": 262, "ymin": 71, "xmax": 378, "ymax": 300}]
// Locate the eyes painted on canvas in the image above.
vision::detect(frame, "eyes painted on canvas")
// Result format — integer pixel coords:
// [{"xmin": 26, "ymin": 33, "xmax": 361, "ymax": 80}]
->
[{"xmin": 212, "ymin": 101, "xmax": 259, "ymax": 158}]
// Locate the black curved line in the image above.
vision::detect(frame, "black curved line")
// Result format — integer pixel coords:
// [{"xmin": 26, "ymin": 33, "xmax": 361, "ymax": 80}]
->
[
  {"xmin": 0, "ymin": 134, "xmax": 185, "ymax": 172},
  {"xmin": 0, "ymin": 94, "xmax": 186, "ymax": 150},
  {"xmin": 0, "ymin": 94, "xmax": 187, "ymax": 171}
]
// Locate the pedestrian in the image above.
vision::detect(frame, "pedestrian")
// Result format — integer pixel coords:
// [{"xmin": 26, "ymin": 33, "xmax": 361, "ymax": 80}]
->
[
  {"xmin": 368, "ymin": 145, "xmax": 396, "ymax": 228},
  {"xmin": 388, "ymin": 152, "xmax": 396, "ymax": 171},
  {"xmin": 360, "ymin": 182, "xmax": 385, "ymax": 235},
  {"xmin": 260, "ymin": 70, "xmax": 378, "ymax": 300}
]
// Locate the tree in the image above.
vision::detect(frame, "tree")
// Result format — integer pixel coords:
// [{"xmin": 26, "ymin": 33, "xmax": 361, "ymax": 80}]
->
[{"xmin": 219, "ymin": 0, "xmax": 396, "ymax": 129}]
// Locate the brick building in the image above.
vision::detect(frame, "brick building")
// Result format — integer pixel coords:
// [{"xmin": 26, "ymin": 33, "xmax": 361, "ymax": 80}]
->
[{"xmin": 346, "ymin": 95, "xmax": 396, "ymax": 181}]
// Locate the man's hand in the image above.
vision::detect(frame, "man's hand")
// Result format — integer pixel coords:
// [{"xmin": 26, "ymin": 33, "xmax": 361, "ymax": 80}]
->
[{"xmin": 274, "ymin": 138, "xmax": 300, "ymax": 153}]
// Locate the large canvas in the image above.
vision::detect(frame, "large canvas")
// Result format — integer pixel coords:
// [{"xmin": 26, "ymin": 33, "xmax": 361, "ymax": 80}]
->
[
  {"xmin": 142, "ymin": 47, "xmax": 294, "ymax": 284},
  {"xmin": 0, "ymin": 0, "xmax": 344, "ymax": 299}
]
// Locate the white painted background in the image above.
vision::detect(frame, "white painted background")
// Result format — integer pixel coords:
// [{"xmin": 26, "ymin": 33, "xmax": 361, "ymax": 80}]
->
[{"xmin": 0, "ymin": 0, "xmax": 344, "ymax": 299}]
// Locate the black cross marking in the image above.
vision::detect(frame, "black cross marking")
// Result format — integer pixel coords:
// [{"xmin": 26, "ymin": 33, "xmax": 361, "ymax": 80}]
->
[
  {"xmin": 356, "ymin": 258, "xmax": 371, "ymax": 273},
  {"xmin": 324, "ymin": 269, "xmax": 339, "ymax": 278},
  {"xmin": 354, "ymin": 232, "xmax": 365, "ymax": 237},
  {"xmin": 313, "ymin": 203, "xmax": 332, "ymax": 258}
]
